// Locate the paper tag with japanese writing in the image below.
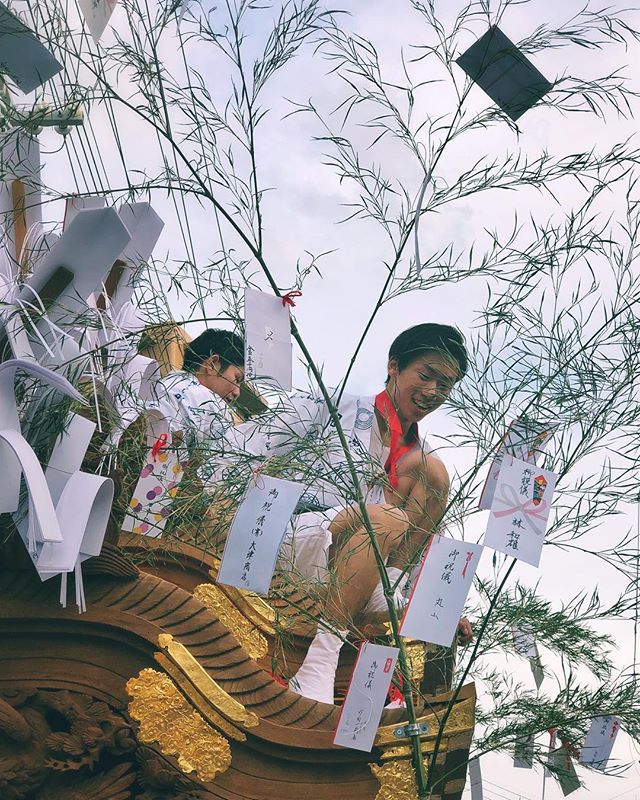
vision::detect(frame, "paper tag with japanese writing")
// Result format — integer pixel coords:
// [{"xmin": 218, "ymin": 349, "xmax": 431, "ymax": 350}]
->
[
  {"xmin": 399, "ymin": 536, "xmax": 482, "ymax": 646},
  {"xmin": 244, "ymin": 288, "xmax": 293, "ymax": 390},
  {"xmin": 217, "ymin": 474, "xmax": 304, "ymax": 594},
  {"xmin": 121, "ymin": 419, "xmax": 186, "ymax": 538},
  {"xmin": 479, "ymin": 417, "xmax": 556, "ymax": 510},
  {"xmin": 333, "ymin": 642, "xmax": 398, "ymax": 752},
  {"xmin": 484, "ymin": 457, "xmax": 557, "ymax": 567},
  {"xmin": 79, "ymin": 0, "xmax": 118, "ymax": 42},
  {"xmin": 579, "ymin": 716, "xmax": 621, "ymax": 771}
]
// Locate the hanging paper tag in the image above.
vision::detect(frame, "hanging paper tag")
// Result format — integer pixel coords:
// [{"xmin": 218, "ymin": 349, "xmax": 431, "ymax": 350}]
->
[
  {"xmin": 548, "ymin": 745, "xmax": 581, "ymax": 795},
  {"xmin": 333, "ymin": 642, "xmax": 399, "ymax": 752},
  {"xmin": 468, "ymin": 757, "xmax": 483, "ymax": 799},
  {"xmin": 511, "ymin": 626, "xmax": 544, "ymax": 688},
  {"xmin": 217, "ymin": 474, "xmax": 304, "ymax": 594},
  {"xmin": 121, "ymin": 418, "xmax": 186, "ymax": 537},
  {"xmin": 513, "ymin": 735, "xmax": 534, "ymax": 768},
  {"xmin": 244, "ymin": 288, "xmax": 293, "ymax": 390},
  {"xmin": 579, "ymin": 716, "xmax": 621, "ymax": 771},
  {"xmin": 399, "ymin": 536, "xmax": 482, "ymax": 646},
  {"xmin": 78, "ymin": 0, "xmax": 118, "ymax": 42},
  {"xmin": 484, "ymin": 456, "xmax": 557, "ymax": 567},
  {"xmin": 479, "ymin": 417, "xmax": 555, "ymax": 510}
]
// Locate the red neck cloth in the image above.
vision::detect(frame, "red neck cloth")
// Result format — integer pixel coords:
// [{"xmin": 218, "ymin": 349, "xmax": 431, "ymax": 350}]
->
[{"xmin": 374, "ymin": 390, "xmax": 419, "ymax": 489}]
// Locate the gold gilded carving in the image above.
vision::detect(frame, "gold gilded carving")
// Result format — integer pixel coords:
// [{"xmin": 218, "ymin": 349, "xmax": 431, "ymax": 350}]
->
[
  {"xmin": 193, "ymin": 582, "xmax": 269, "ymax": 658},
  {"xmin": 370, "ymin": 759, "xmax": 423, "ymax": 800},
  {"xmin": 156, "ymin": 634, "xmax": 259, "ymax": 730},
  {"xmin": 375, "ymin": 692, "xmax": 476, "ymax": 748},
  {"xmin": 381, "ymin": 627, "xmax": 426, "ymax": 685},
  {"xmin": 371, "ymin": 686, "xmax": 476, "ymax": 800},
  {"xmin": 404, "ymin": 640, "xmax": 425, "ymax": 684},
  {"xmin": 377, "ymin": 742, "xmax": 446, "ymax": 761},
  {"xmin": 155, "ymin": 653, "xmax": 247, "ymax": 741},
  {"xmin": 126, "ymin": 668, "xmax": 231, "ymax": 783},
  {"xmin": 206, "ymin": 566, "xmax": 277, "ymax": 634}
]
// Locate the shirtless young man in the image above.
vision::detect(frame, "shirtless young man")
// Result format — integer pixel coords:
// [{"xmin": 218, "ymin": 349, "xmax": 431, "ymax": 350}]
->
[
  {"xmin": 289, "ymin": 323, "xmax": 472, "ymax": 703},
  {"xmin": 147, "ymin": 324, "xmax": 471, "ymax": 704}
]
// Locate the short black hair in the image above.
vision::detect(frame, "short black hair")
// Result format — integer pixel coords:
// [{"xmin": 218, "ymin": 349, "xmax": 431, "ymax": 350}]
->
[
  {"xmin": 183, "ymin": 328, "xmax": 244, "ymax": 373},
  {"xmin": 388, "ymin": 324, "xmax": 468, "ymax": 379}
]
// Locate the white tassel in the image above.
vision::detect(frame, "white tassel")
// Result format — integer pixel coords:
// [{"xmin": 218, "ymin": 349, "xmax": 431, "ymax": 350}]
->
[
  {"xmin": 74, "ymin": 560, "xmax": 86, "ymax": 614},
  {"xmin": 59, "ymin": 571, "xmax": 67, "ymax": 608}
]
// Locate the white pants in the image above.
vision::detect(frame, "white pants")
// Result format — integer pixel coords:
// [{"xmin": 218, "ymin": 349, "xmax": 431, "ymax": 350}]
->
[
  {"xmin": 278, "ymin": 485, "xmax": 386, "ymax": 585},
  {"xmin": 278, "ymin": 508, "xmax": 339, "ymax": 584}
]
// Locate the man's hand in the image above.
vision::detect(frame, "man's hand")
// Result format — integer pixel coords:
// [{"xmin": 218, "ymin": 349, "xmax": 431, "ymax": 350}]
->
[{"xmin": 457, "ymin": 616, "xmax": 473, "ymax": 645}]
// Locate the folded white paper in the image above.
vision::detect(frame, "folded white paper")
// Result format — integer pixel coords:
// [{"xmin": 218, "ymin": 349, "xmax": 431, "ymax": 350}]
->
[
  {"xmin": 333, "ymin": 642, "xmax": 399, "ymax": 752},
  {"xmin": 18, "ymin": 207, "xmax": 131, "ymax": 329},
  {"xmin": 112, "ymin": 203, "xmax": 164, "ymax": 309},
  {"xmin": 37, "ymin": 411, "xmax": 112, "ymax": 581},
  {"xmin": 44, "ymin": 413, "xmax": 96, "ymax": 504},
  {"xmin": 0, "ymin": 2, "xmax": 63, "ymax": 93},
  {"xmin": 217, "ymin": 474, "xmax": 304, "ymax": 594},
  {"xmin": 484, "ymin": 456, "xmax": 557, "ymax": 567},
  {"xmin": 244, "ymin": 288, "xmax": 293, "ymax": 390},
  {"xmin": 479, "ymin": 417, "xmax": 556, "ymax": 510},
  {"xmin": 0, "ymin": 359, "xmax": 86, "ymax": 550},
  {"xmin": 37, "ymin": 470, "xmax": 113, "ymax": 575},
  {"xmin": 579, "ymin": 716, "xmax": 621, "ymax": 771},
  {"xmin": 63, "ymin": 195, "xmax": 106, "ymax": 230},
  {"xmin": 0, "ymin": 428, "xmax": 63, "ymax": 546}
]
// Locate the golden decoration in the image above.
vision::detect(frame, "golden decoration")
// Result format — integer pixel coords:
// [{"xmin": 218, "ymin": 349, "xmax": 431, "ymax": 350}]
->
[
  {"xmin": 370, "ymin": 759, "xmax": 423, "ymax": 800},
  {"xmin": 156, "ymin": 634, "xmax": 259, "ymax": 735},
  {"xmin": 193, "ymin": 582, "xmax": 269, "ymax": 659},
  {"xmin": 375, "ymin": 691, "xmax": 476, "ymax": 748},
  {"xmin": 206, "ymin": 567, "xmax": 277, "ymax": 635},
  {"xmin": 370, "ymin": 685, "xmax": 477, "ymax": 800},
  {"xmin": 404, "ymin": 640, "xmax": 425, "ymax": 684},
  {"xmin": 126, "ymin": 668, "xmax": 231, "ymax": 783},
  {"xmin": 381, "ymin": 625, "xmax": 426, "ymax": 685}
]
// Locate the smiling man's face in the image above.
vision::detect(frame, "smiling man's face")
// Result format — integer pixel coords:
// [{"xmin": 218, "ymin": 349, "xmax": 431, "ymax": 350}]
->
[{"xmin": 387, "ymin": 351, "xmax": 459, "ymax": 427}]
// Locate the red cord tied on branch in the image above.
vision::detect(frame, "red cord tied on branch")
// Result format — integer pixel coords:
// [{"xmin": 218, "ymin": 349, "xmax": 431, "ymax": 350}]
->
[
  {"xmin": 281, "ymin": 290, "xmax": 302, "ymax": 308},
  {"xmin": 252, "ymin": 464, "xmax": 266, "ymax": 489},
  {"xmin": 151, "ymin": 433, "xmax": 168, "ymax": 462}
]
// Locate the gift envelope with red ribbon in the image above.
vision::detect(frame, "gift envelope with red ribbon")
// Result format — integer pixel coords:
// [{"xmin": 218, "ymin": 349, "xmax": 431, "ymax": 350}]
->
[{"xmin": 484, "ymin": 455, "xmax": 557, "ymax": 567}]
